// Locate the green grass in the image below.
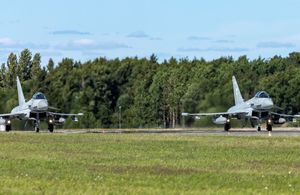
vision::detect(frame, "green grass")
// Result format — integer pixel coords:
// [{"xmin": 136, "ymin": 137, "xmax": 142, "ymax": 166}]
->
[{"xmin": 0, "ymin": 133, "xmax": 299, "ymax": 194}]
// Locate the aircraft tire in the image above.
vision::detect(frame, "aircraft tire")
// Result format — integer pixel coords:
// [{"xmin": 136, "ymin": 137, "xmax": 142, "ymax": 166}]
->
[
  {"xmin": 257, "ymin": 126, "xmax": 261, "ymax": 131},
  {"xmin": 5, "ymin": 125, "xmax": 11, "ymax": 132},
  {"xmin": 224, "ymin": 123, "xmax": 230, "ymax": 131},
  {"xmin": 48, "ymin": 124, "xmax": 54, "ymax": 133},
  {"xmin": 267, "ymin": 124, "xmax": 272, "ymax": 131},
  {"xmin": 35, "ymin": 127, "xmax": 39, "ymax": 133}
]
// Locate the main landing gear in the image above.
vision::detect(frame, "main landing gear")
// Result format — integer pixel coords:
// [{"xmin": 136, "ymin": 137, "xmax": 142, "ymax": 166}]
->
[
  {"xmin": 223, "ymin": 116, "xmax": 272, "ymax": 132},
  {"xmin": 256, "ymin": 118, "xmax": 272, "ymax": 132},
  {"xmin": 2, "ymin": 117, "xmax": 55, "ymax": 133},
  {"xmin": 33, "ymin": 114, "xmax": 55, "ymax": 133},
  {"xmin": 48, "ymin": 118, "xmax": 54, "ymax": 133},
  {"xmin": 224, "ymin": 118, "xmax": 231, "ymax": 131},
  {"xmin": 266, "ymin": 118, "xmax": 272, "ymax": 131},
  {"xmin": 33, "ymin": 120, "xmax": 54, "ymax": 133},
  {"xmin": 5, "ymin": 119, "xmax": 11, "ymax": 132}
]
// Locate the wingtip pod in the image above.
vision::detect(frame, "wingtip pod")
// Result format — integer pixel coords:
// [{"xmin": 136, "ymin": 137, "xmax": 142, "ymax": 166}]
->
[
  {"xmin": 181, "ymin": 112, "xmax": 189, "ymax": 116},
  {"xmin": 78, "ymin": 113, "xmax": 84, "ymax": 116}
]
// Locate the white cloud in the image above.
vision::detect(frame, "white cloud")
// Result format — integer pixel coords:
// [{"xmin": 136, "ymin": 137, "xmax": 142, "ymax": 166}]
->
[
  {"xmin": 55, "ymin": 39, "xmax": 131, "ymax": 51},
  {"xmin": 127, "ymin": 31, "xmax": 149, "ymax": 38},
  {"xmin": 73, "ymin": 39, "xmax": 95, "ymax": 45},
  {"xmin": 0, "ymin": 37, "xmax": 49, "ymax": 49},
  {"xmin": 0, "ymin": 38, "xmax": 16, "ymax": 46}
]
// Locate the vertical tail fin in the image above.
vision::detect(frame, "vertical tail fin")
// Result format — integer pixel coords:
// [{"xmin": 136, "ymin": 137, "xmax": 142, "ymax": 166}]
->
[
  {"xmin": 16, "ymin": 76, "xmax": 25, "ymax": 106},
  {"xmin": 232, "ymin": 76, "xmax": 244, "ymax": 105}
]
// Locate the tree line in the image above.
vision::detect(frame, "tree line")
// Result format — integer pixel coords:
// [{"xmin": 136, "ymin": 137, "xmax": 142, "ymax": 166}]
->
[{"xmin": 1, "ymin": 49, "xmax": 300, "ymax": 129}]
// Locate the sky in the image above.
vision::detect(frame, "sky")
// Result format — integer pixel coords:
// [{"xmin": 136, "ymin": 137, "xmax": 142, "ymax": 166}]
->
[{"xmin": 0, "ymin": 0, "xmax": 300, "ymax": 65}]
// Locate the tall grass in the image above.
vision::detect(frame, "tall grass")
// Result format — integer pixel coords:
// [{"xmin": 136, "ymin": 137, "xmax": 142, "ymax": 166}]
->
[{"xmin": 0, "ymin": 133, "xmax": 298, "ymax": 194}]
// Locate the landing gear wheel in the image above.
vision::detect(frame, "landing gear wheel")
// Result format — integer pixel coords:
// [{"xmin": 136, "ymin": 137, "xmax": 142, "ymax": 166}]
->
[
  {"xmin": 5, "ymin": 125, "xmax": 11, "ymax": 132},
  {"xmin": 48, "ymin": 124, "xmax": 54, "ymax": 133},
  {"xmin": 224, "ymin": 123, "xmax": 231, "ymax": 131},
  {"xmin": 35, "ymin": 127, "xmax": 39, "ymax": 133},
  {"xmin": 257, "ymin": 126, "xmax": 261, "ymax": 131},
  {"xmin": 267, "ymin": 124, "xmax": 272, "ymax": 131}
]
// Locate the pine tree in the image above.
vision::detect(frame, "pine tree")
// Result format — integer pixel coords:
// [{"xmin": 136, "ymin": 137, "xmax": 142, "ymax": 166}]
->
[
  {"xmin": 18, "ymin": 49, "xmax": 32, "ymax": 80},
  {"xmin": 6, "ymin": 53, "xmax": 18, "ymax": 87},
  {"xmin": 31, "ymin": 53, "xmax": 42, "ymax": 81},
  {"xmin": 0, "ymin": 63, "xmax": 6, "ymax": 87},
  {"xmin": 29, "ymin": 53, "xmax": 42, "ymax": 93},
  {"xmin": 47, "ymin": 58, "xmax": 54, "ymax": 73}
]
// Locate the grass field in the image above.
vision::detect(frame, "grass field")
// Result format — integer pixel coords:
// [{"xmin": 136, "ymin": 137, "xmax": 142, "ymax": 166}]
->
[{"xmin": 0, "ymin": 132, "xmax": 299, "ymax": 194}]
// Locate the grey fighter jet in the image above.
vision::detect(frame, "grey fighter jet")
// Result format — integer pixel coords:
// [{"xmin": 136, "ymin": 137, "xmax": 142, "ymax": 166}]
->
[
  {"xmin": 0, "ymin": 77, "xmax": 83, "ymax": 132},
  {"xmin": 182, "ymin": 76, "xmax": 296, "ymax": 131}
]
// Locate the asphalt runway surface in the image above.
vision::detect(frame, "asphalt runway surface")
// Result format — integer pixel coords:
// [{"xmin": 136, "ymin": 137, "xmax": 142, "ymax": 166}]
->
[
  {"xmin": 52, "ymin": 128, "xmax": 300, "ymax": 137},
  {"xmin": 4, "ymin": 128, "xmax": 300, "ymax": 136}
]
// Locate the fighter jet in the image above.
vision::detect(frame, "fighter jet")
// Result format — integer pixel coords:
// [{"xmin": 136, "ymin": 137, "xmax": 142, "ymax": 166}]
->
[
  {"xmin": 182, "ymin": 76, "xmax": 296, "ymax": 131},
  {"xmin": 0, "ymin": 76, "xmax": 83, "ymax": 132}
]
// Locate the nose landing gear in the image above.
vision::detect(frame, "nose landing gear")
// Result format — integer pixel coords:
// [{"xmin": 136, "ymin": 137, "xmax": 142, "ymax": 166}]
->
[
  {"xmin": 34, "ymin": 126, "xmax": 39, "ymax": 133},
  {"xmin": 34, "ymin": 113, "xmax": 40, "ymax": 133},
  {"xmin": 257, "ymin": 125, "xmax": 261, "ymax": 131}
]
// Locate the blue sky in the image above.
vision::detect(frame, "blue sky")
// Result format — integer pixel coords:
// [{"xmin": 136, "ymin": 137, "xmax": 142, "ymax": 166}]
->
[{"xmin": 0, "ymin": 0, "xmax": 300, "ymax": 65}]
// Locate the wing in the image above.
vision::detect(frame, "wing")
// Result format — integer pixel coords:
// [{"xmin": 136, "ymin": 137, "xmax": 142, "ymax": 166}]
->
[
  {"xmin": 0, "ymin": 112, "xmax": 26, "ymax": 119},
  {"xmin": 48, "ymin": 112, "xmax": 83, "ymax": 117},
  {"xmin": 48, "ymin": 112, "xmax": 83, "ymax": 123},
  {"xmin": 182, "ymin": 111, "xmax": 248, "ymax": 117},
  {"xmin": 271, "ymin": 112, "xmax": 299, "ymax": 120},
  {"xmin": 271, "ymin": 112, "xmax": 293, "ymax": 117},
  {"xmin": 182, "ymin": 112, "xmax": 228, "ymax": 116}
]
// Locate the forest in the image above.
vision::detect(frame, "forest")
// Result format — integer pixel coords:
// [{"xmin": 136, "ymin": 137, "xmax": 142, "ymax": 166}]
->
[{"xmin": 1, "ymin": 49, "xmax": 300, "ymax": 129}]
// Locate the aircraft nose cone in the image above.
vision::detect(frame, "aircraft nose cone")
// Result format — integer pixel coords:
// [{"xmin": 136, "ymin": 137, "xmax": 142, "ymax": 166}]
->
[
  {"xmin": 266, "ymin": 99, "xmax": 274, "ymax": 109},
  {"xmin": 37, "ymin": 100, "xmax": 48, "ymax": 110}
]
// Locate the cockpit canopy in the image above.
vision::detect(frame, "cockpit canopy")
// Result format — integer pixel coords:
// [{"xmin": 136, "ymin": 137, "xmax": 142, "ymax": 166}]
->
[
  {"xmin": 255, "ymin": 91, "xmax": 270, "ymax": 98},
  {"xmin": 32, "ymin": 92, "xmax": 46, "ymax": 100}
]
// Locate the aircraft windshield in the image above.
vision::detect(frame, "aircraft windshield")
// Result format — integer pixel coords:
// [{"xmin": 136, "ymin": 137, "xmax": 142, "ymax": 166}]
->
[
  {"xmin": 255, "ymin": 91, "xmax": 270, "ymax": 98},
  {"xmin": 32, "ymin": 92, "xmax": 46, "ymax": 100}
]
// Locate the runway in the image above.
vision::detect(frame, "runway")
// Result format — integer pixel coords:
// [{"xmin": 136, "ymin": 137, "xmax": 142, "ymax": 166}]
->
[{"xmin": 54, "ymin": 128, "xmax": 300, "ymax": 137}]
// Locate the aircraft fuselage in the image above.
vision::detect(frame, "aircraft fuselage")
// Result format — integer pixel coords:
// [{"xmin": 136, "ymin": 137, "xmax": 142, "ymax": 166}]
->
[
  {"xmin": 227, "ymin": 96, "xmax": 274, "ymax": 118},
  {"xmin": 11, "ymin": 94, "xmax": 49, "ymax": 120}
]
